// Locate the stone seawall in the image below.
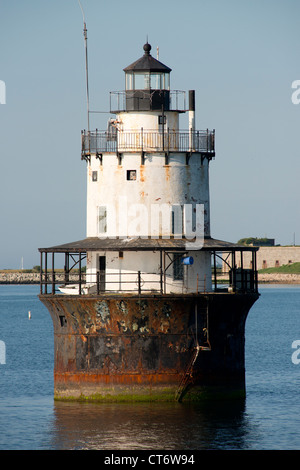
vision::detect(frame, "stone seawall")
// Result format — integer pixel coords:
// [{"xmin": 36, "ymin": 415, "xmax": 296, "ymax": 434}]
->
[
  {"xmin": 217, "ymin": 273, "xmax": 300, "ymax": 285},
  {"xmin": 0, "ymin": 271, "xmax": 300, "ymax": 285},
  {"xmin": 0, "ymin": 272, "xmax": 79, "ymax": 285},
  {"xmin": 0, "ymin": 272, "xmax": 40, "ymax": 284},
  {"xmin": 258, "ymin": 273, "xmax": 300, "ymax": 284}
]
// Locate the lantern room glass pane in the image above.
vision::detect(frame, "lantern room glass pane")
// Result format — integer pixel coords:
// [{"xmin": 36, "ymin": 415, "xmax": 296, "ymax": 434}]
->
[
  {"xmin": 125, "ymin": 71, "xmax": 170, "ymax": 90},
  {"xmin": 163, "ymin": 73, "xmax": 170, "ymax": 90},
  {"xmin": 150, "ymin": 73, "xmax": 161, "ymax": 89},
  {"xmin": 134, "ymin": 72, "xmax": 150, "ymax": 89},
  {"xmin": 125, "ymin": 72, "xmax": 133, "ymax": 90}
]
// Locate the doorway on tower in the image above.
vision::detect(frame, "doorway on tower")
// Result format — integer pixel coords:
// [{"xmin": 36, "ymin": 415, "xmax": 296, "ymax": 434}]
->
[{"xmin": 98, "ymin": 256, "xmax": 106, "ymax": 292}]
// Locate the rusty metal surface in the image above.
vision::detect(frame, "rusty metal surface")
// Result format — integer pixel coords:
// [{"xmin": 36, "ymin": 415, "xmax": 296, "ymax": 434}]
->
[{"xmin": 40, "ymin": 292, "xmax": 259, "ymax": 401}]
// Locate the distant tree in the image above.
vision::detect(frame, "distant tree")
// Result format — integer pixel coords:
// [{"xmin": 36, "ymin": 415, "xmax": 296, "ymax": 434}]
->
[
  {"xmin": 237, "ymin": 237, "xmax": 274, "ymax": 246},
  {"xmin": 32, "ymin": 265, "xmax": 41, "ymax": 272},
  {"xmin": 237, "ymin": 237, "xmax": 256, "ymax": 245}
]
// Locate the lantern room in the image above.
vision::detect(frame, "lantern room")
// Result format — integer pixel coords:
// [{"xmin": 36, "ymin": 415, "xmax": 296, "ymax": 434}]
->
[{"xmin": 123, "ymin": 42, "xmax": 172, "ymax": 111}]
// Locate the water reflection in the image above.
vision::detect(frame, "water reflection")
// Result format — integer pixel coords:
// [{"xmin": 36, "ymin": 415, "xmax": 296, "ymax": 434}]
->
[{"xmin": 49, "ymin": 399, "xmax": 258, "ymax": 450}]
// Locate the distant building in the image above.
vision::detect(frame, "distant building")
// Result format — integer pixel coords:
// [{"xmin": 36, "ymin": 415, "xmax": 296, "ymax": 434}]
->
[
  {"xmin": 252, "ymin": 238, "xmax": 275, "ymax": 247},
  {"xmin": 222, "ymin": 246, "xmax": 300, "ymax": 272}
]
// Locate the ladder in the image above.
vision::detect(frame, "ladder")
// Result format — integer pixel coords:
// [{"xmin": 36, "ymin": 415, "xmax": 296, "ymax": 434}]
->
[
  {"xmin": 174, "ymin": 301, "xmax": 211, "ymax": 402},
  {"xmin": 175, "ymin": 344, "xmax": 201, "ymax": 402}
]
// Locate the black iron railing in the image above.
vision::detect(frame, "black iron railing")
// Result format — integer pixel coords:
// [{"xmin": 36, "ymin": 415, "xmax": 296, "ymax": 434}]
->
[
  {"xmin": 40, "ymin": 270, "xmax": 207, "ymax": 296},
  {"xmin": 81, "ymin": 128, "xmax": 215, "ymax": 158},
  {"xmin": 39, "ymin": 267, "xmax": 258, "ymax": 296}
]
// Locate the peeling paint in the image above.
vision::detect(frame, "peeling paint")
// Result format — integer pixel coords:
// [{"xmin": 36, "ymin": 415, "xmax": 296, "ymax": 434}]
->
[
  {"xmin": 118, "ymin": 299, "xmax": 128, "ymax": 315},
  {"xmin": 95, "ymin": 300, "xmax": 110, "ymax": 324},
  {"xmin": 40, "ymin": 289, "xmax": 259, "ymax": 402}
]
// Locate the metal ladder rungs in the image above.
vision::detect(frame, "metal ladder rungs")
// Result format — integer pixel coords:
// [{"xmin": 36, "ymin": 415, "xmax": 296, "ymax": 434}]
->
[{"xmin": 175, "ymin": 346, "xmax": 200, "ymax": 402}]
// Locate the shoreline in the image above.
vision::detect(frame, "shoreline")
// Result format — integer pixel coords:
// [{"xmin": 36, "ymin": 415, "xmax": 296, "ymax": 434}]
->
[
  {"xmin": 218, "ymin": 272, "xmax": 300, "ymax": 285},
  {"xmin": 0, "ymin": 271, "xmax": 299, "ymax": 285}
]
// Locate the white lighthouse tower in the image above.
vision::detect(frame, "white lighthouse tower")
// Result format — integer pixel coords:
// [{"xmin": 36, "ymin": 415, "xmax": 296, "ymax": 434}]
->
[
  {"xmin": 83, "ymin": 42, "xmax": 214, "ymax": 294},
  {"xmin": 39, "ymin": 42, "xmax": 259, "ymax": 402}
]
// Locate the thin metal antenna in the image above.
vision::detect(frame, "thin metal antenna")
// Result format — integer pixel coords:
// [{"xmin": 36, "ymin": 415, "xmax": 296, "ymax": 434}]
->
[{"xmin": 78, "ymin": 0, "xmax": 90, "ymax": 133}]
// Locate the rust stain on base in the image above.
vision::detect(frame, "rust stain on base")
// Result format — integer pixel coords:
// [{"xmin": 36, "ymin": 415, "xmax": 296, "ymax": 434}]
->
[{"xmin": 40, "ymin": 292, "xmax": 258, "ymax": 401}]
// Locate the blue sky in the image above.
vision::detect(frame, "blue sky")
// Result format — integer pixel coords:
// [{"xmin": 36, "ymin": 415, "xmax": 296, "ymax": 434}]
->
[{"xmin": 0, "ymin": 0, "xmax": 299, "ymax": 268}]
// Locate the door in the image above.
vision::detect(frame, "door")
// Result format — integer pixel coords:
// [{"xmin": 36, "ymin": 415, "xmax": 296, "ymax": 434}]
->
[{"xmin": 99, "ymin": 256, "xmax": 106, "ymax": 292}]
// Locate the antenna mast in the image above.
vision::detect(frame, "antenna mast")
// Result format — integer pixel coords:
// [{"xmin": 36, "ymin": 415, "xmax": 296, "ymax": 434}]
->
[{"xmin": 78, "ymin": 0, "xmax": 90, "ymax": 132}]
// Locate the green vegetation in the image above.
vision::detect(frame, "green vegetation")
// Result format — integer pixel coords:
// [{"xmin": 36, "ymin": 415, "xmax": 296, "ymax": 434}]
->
[
  {"xmin": 237, "ymin": 237, "xmax": 274, "ymax": 246},
  {"xmin": 54, "ymin": 390, "xmax": 177, "ymax": 403},
  {"xmin": 259, "ymin": 262, "xmax": 300, "ymax": 274},
  {"xmin": 0, "ymin": 266, "xmax": 41, "ymax": 273},
  {"xmin": 0, "ymin": 265, "xmax": 86, "ymax": 273}
]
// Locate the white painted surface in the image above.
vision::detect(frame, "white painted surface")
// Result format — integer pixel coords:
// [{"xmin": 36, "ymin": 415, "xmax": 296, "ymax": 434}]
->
[
  {"xmin": 85, "ymin": 93, "xmax": 212, "ymax": 292},
  {"xmin": 86, "ymin": 250, "xmax": 212, "ymax": 293},
  {"xmin": 86, "ymin": 152, "xmax": 210, "ymax": 239}
]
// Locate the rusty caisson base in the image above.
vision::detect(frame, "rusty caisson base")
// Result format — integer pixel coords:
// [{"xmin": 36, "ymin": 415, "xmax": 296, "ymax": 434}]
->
[{"xmin": 39, "ymin": 292, "xmax": 259, "ymax": 402}]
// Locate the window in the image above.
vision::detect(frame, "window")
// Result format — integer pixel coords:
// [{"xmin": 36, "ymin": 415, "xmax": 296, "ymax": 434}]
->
[
  {"xmin": 134, "ymin": 72, "xmax": 150, "ymax": 89},
  {"xmin": 127, "ymin": 170, "xmax": 136, "ymax": 181},
  {"xmin": 262, "ymin": 260, "xmax": 267, "ymax": 269},
  {"xmin": 92, "ymin": 171, "xmax": 97, "ymax": 182},
  {"xmin": 98, "ymin": 256, "xmax": 106, "ymax": 292},
  {"xmin": 275, "ymin": 260, "xmax": 280, "ymax": 267},
  {"xmin": 158, "ymin": 115, "xmax": 167, "ymax": 133},
  {"xmin": 151, "ymin": 73, "xmax": 162, "ymax": 89},
  {"xmin": 125, "ymin": 71, "xmax": 170, "ymax": 90},
  {"xmin": 59, "ymin": 315, "xmax": 67, "ymax": 327},
  {"xmin": 173, "ymin": 254, "xmax": 183, "ymax": 281},
  {"xmin": 125, "ymin": 72, "xmax": 133, "ymax": 90},
  {"xmin": 98, "ymin": 206, "xmax": 107, "ymax": 234}
]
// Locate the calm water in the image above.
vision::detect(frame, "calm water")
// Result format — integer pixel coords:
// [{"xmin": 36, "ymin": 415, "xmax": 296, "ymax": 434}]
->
[{"xmin": 0, "ymin": 284, "xmax": 299, "ymax": 450}]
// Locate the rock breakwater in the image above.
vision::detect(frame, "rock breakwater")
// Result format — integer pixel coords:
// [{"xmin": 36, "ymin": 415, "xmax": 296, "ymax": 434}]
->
[
  {"xmin": 0, "ymin": 272, "xmax": 40, "ymax": 284},
  {"xmin": 1, "ymin": 271, "xmax": 299, "ymax": 285},
  {"xmin": 0, "ymin": 271, "xmax": 78, "ymax": 285}
]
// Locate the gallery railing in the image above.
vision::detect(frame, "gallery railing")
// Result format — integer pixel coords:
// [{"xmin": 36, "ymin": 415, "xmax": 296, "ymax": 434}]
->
[
  {"xmin": 81, "ymin": 128, "xmax": 215, "ymax": 158},
  {"xmin": 39, "ymin": 268, "xmax": 257, "ymax": 296}
]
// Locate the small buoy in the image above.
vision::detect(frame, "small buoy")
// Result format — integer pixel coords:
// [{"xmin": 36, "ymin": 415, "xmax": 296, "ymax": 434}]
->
[{"xmin": 28, "ymin": 310, "xmax": 31, "ymax": 320}]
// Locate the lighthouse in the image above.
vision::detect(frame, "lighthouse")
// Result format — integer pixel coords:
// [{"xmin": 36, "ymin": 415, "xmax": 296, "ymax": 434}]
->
[
  {"xmin": 39, "ymin": 43, "xmax": 259, "ymax": 402},
  {"xmin": 84, "ymin": 42, "xmax": 213, "ymax": 295}
]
